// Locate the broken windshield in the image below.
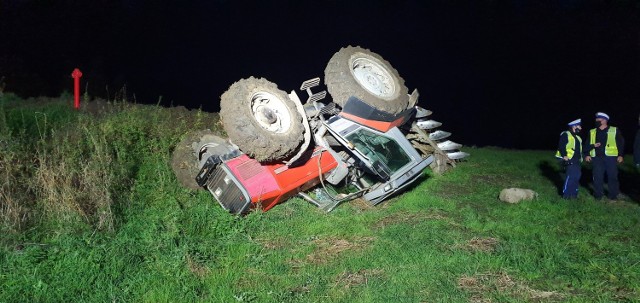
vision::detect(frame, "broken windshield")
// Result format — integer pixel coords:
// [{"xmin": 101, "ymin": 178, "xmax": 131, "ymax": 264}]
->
[{"xmin": 346, "ymin": 128, "xmax": 412, "ymax": 175}]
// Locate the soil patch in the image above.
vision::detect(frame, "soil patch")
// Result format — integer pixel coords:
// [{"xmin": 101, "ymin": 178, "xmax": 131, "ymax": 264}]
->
[
  {"xmin": 457, "ymin": 271, "xmax": 563, "ymax": 302},
  {"xmin": 435, "ymin": 181, "xmax": 476, "ymax": 199},
  {"xmin": 288, "ymin": 236, "xmax": 375, "ymax": 269},
  {"xmin": 472, "ymin": 173, "xmax": 512, "ymax": 188},
  {"xmin": 335, "ymin": 269, "xmax": 385, "ymax": 289},
  {"xmin": 373, "ymin": 209, "xmax": 451, "ymax": 229},
  {"xmin": 348, "ymin": 198, "xmax": 375, "ymax": 211},
  {"xmin": 255, "ymin": 237, "xmax": 290, "ymax": 250},
  {"xmin": 186, "ymin": 254, "xmax": 210, "ymax": 278},
  {"xmin": 306, "ymin": 236, "xmax": 375, "ymax": 264},
  {"xmin": 453, "ymin": 237, "xmax": 499, "ymax": 253}
]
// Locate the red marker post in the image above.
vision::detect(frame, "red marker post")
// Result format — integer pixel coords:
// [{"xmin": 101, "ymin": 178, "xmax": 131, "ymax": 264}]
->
[{"xmin": 71, "ymin": 68, "xmax": 83, "ymax": 110}]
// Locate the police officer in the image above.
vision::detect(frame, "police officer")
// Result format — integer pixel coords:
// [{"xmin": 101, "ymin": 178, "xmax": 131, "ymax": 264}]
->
[
  {"xmin": 556, "ymin": 119, "xmax": 583, "ymax": 199},
  {"xmin": 584, "ymin": 112, "xmax": 625, "ymax": 200}
]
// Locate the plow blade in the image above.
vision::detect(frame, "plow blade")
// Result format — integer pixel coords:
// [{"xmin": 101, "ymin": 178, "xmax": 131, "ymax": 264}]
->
[
  {"xmin": 447, "ymin": 151, "xmax": 470, "ymax": 160},
  {"xmin": 416, "ymin": 119, "xmax": 442, "ymax": 130},
  {"xmin": 429, "ymin": 130, "xmax": 451, "ymax": 141},
  {"xmin": 414, "ymin": 106, "xmax": 433, "ymax": 119},
  {"xmin": 437, "ymin": 140, "xmax": 462, "ymax": 151}
]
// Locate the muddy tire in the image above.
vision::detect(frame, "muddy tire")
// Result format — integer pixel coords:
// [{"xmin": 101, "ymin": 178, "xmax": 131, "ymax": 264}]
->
[
  {"xmin": 324, "ymin": 46, "xmax": 409, "ymax": 115},
  {"xmin": 220, "ymin": 77, "xmax": 304, "ymax": 162},
  {"xmin": 171, "ymin": 129, "xmax": 217, "ymax": 190}
]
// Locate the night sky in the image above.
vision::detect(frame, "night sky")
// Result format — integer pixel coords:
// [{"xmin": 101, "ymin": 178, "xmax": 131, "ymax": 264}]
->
[{"xmin": 1, "ymin": 0, "xmax": 639, "ymax": 151}]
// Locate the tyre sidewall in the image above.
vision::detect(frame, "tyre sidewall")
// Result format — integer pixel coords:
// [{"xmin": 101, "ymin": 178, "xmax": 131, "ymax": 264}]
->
[
  {"xmin": 220, "ymin": 77, "xmax": 304, "ymax": 162},
  {"xmin": 325, "ymin": 46, "xmax": 409, "ymax": 115}
]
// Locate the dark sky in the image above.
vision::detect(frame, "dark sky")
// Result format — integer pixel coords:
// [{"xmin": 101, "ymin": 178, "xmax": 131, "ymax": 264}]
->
[{"xmin": 1, "ymin": 0, "xmax": 639, "ymax": 151}]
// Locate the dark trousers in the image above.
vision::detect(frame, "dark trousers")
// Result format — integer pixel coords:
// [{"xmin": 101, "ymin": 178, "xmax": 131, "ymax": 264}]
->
[
  {"xmin": 562, "ymin": 161, "xmax": 581, "ymax": 198},
  {"xmin": 592, "ymin": 156, "xmax": 619, "ymax": 199}
]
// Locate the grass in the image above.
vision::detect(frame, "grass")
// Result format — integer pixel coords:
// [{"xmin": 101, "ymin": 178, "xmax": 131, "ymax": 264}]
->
[{"xmin": 1, "ymin": 94, "xmax": 639, "ymax": 302}]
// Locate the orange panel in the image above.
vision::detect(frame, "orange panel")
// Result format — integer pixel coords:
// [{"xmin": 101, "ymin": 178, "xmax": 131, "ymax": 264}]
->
[{"xmin": 339, "ymin": 112, "xmax": 407, "ymax": 132}]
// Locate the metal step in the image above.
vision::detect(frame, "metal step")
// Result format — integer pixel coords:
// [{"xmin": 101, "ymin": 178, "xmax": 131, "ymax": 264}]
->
[
  {"xmin": 306, "ymin": 90, "xmax": 327, "ymax": 104},
  {"xmin": 414, "ymin": 106, "xmax": 433, "ymax": 119},
  {"xmin": 437, "ymin": 140, "xmax": 462, "ymax": 151},
  {"xmin": 447, "ymin": 151, "xmax": 470, "ymax": 160},
  {"xmin": 300, "ymin": 77, "xmax": 321, "ymax": 91},
  {"xmin": 299, "ymin": 77, "xmax": 327, "ymax": 104},
  {"xmin": 429, "ymin": 130, "xmax": 451, "ymax": 141},
  {"xmin": 416, "ymin": 119, "xmax": 442, "ymax": 130}
]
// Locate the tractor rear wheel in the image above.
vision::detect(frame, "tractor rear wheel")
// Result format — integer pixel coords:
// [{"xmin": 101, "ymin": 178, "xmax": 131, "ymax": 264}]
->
[
  {"xmin": 171, "ymin": 129, "xmax": 216, "ymax": 190},
  {"xmin": 324, "ymin": 46, "xmax": 409, "ymax": 115},
  {"xmin": 220, "ymin": 77, "xmax": 305, "ymax": 162}
]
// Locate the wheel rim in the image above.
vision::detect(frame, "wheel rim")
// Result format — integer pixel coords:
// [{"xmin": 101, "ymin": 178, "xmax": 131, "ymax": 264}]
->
[
  {"xmin": 250, "ymin": 92, "xmax": 292, "ymax": 133},
  {"xmin": 350, "ymin": 56, "xmax": 397, "ymax": 99}
]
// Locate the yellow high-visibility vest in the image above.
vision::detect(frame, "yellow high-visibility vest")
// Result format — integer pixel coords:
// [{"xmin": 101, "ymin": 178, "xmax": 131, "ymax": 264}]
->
[
  {"xmin": 589, "ymin": 126, "xmax": 618, "ymax": 157},
  {"xmin": 556, "ymin": 131, "xmax": 582, "ymax": 160}
]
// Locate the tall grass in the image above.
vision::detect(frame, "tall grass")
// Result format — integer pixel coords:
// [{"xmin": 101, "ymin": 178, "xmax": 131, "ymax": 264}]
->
[{"xmin": 0, "ymin": 93, "xmax": 213, "ymax": 237}]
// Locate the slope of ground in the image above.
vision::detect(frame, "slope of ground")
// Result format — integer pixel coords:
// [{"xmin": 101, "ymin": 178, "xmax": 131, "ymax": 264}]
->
[{"xmin": 1, "ymin": 95, "xmax": 639, "ymax": 302}]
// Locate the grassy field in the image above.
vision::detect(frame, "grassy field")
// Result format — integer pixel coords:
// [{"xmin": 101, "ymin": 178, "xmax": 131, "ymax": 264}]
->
[{"xmin": 1, "ymin": 94, "xmax": 639, "ymax": 302}]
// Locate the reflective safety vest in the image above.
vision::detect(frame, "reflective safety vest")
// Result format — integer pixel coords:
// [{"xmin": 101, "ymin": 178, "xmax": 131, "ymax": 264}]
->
[
  {"xmin": 589, "ymin": 126, "xmax": 618, "ymax": 157},
  {"xmin": 556, "ymin": 131, "xmax": 582, "ymax": 160}
]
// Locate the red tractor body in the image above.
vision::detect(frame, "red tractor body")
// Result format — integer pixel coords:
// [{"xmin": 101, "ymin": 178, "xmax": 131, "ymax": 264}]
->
[{"xmin": 205, "ymin": 148, "xmax": 338, "ymax": 213}]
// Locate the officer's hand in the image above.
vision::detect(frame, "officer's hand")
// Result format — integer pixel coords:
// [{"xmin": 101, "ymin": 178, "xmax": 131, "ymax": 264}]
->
[
  {"xmin": 617, "ymin": 156, "xmax": 624, "ymax": 164},
  {"xmin": 594, "ymin": 142, "xmax": 601, "ymax": 147},
  {"xmin": 562, "ymin": 156, "xmax": 568, "ymax": 161},
  {"xmin": 585, "ymin": 156, "xmax": 592, "ymax": 162}
]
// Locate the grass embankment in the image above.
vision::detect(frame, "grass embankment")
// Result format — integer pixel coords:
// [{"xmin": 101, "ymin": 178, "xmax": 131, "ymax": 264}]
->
[{"xmin": 1, "ymin": 94, "xmax": 639, "ymax": 302}]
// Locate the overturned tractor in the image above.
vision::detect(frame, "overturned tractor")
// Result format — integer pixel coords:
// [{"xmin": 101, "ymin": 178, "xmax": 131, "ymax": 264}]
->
[{"xmin": 172, "ymin": 46, "xmax": 468, "ymax": 214}]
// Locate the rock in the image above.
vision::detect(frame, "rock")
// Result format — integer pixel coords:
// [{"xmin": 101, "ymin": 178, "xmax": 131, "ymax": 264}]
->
[{"xmin": 499, "ymin": 188, "xmax": 537, "ymax": 204}]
